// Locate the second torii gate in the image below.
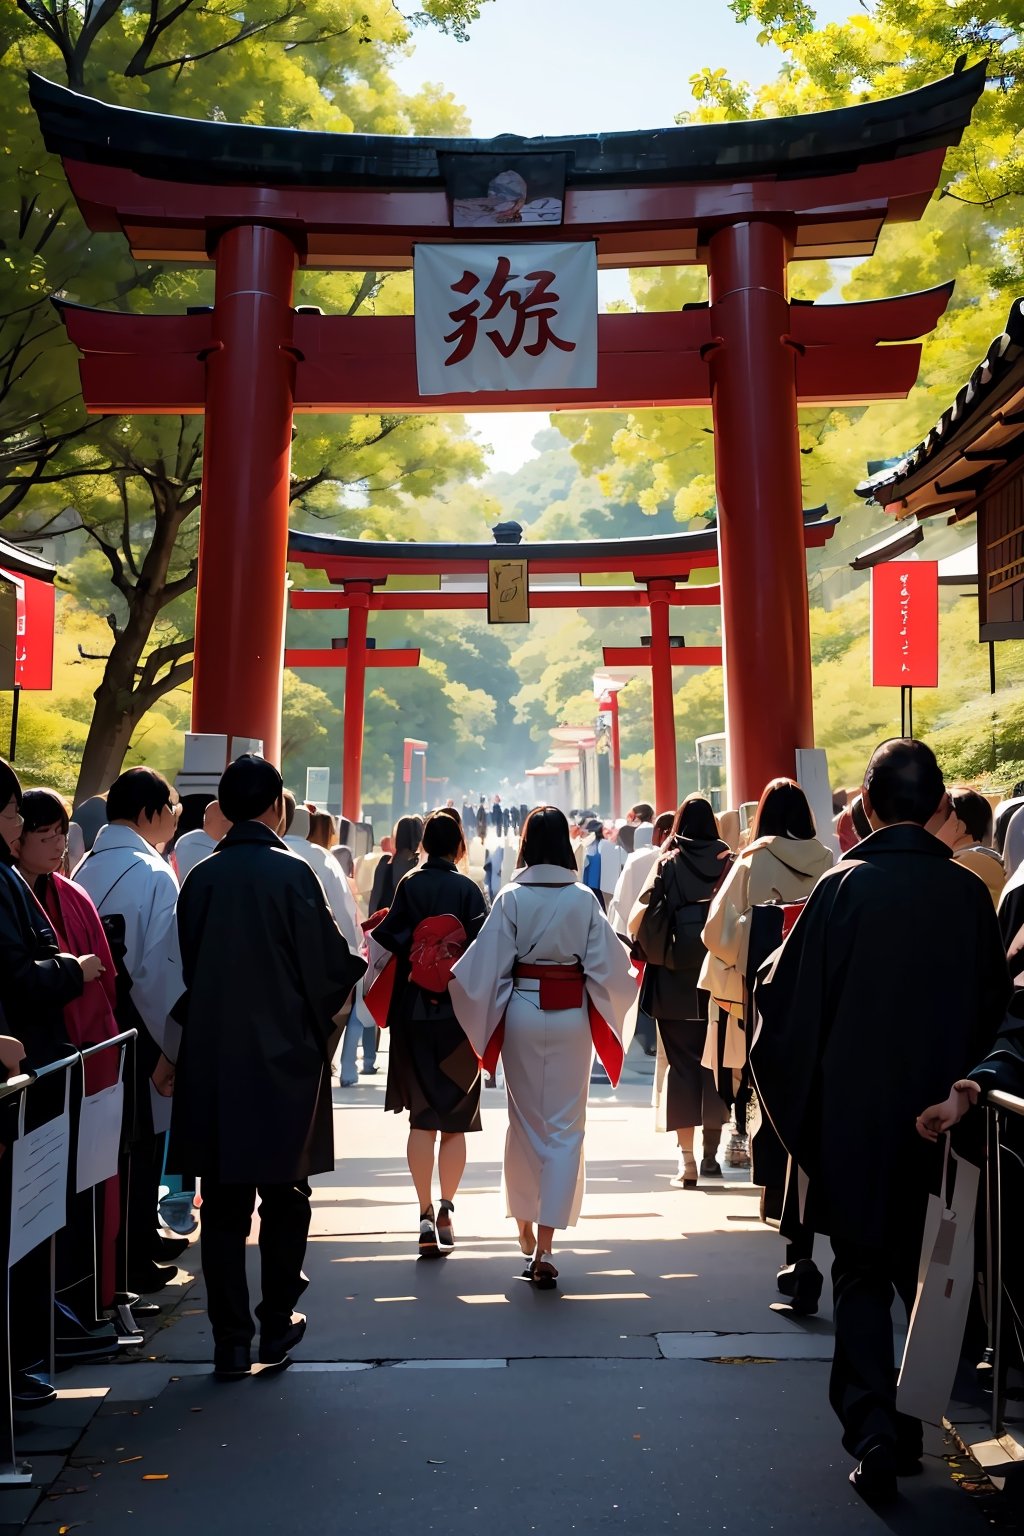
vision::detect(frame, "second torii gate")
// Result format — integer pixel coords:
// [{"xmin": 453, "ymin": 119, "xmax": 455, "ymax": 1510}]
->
[{"xmin": 288, "ymin": 514, "xmax": 836, "ymax": 819}]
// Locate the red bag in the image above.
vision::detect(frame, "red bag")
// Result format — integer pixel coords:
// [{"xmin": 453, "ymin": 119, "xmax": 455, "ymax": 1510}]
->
[{"xmin": 408, "ymin": 915, "xmax": 468, "ymax": 995}]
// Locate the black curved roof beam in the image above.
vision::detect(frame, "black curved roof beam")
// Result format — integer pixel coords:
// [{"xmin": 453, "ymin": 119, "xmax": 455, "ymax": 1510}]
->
[{"xmin": 29, "ymin": 66, "xmax": 985, "ymax": 190}]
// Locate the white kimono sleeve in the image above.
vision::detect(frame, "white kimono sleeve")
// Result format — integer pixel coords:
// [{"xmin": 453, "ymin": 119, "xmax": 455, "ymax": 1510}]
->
[
  {"xmin": 449, "ymin": 887, "xmax": 519, "ymax": 1059},
  {"xmin": 582, "ymin": 902, "xmax": 636, "ymax": 1047}
]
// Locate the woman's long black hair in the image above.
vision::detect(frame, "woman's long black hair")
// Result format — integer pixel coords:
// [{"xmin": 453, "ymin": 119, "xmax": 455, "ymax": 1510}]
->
[{"xmin": 516, "ymin": 805, "xmax": 577, "ymax": 872}]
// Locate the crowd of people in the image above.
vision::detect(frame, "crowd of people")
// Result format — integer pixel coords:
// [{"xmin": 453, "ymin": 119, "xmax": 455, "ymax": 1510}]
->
[{"xmin": 1, "ymin": 738, "xmax": 1022, "ymax": 1506}]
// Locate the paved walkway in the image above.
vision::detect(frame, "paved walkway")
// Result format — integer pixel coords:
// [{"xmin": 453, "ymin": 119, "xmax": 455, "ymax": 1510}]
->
[{"xmin": 4, "ymin": 1048, "xmax": 1021, "ymax": 1534}]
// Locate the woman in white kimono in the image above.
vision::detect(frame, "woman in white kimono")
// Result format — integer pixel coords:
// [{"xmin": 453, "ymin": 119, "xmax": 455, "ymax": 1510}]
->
[{"xmin": 449, "ymin": 806, "xmax": 635, "ymax": 1290}]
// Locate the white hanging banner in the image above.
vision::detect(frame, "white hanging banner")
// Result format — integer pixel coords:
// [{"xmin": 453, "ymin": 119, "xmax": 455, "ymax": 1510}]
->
[{"xmin": 414, "ymin": 242, "xmax": 597, "ymax": 396}]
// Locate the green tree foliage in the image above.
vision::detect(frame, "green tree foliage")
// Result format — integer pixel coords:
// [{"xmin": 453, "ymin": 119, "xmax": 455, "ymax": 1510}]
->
[
  {"xmin": 1, "ymin": 0, "xmax": 488, "ymax": 800},
  {"xmin": 545, "ymin": 2, "xmax": 1024, "ymax": 793}
]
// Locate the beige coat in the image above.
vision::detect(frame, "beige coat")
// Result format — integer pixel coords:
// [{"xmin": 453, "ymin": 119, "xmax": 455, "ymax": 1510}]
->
[
  {"xmin": 954, "ymin": 845, "xmax": 1005, "ymax": 908},
  {"xmin": 699, "ymin": 834, "xmax": 833, "ymax": 1071}
]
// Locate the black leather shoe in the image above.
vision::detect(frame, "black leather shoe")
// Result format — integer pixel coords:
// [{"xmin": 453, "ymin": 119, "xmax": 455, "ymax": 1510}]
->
[
  {"xmin": 699, "ymin": 1158, "xmax": 723, "ymax": 1177},
  {"xmin": 849, "ymin": 1440, "xmax": 898, "ymax": 1505},
  {"xmin": 127, "ymin": 1263, "xmax": 178, "ymax": 1294},
  {"xmin": 153, "ymin": 1234, "xmax": 189, "ymax": 1262},
  {"xmin": 775, "ymin": 1258, "xmax": 823, "ymax": 1317},
  {"xmin": 213, "ymin": 1345, "xmax": 251, "ymax": 1381},
  {"xmin": 12, "ymin": 1369, "xmax": 56, "ymax": 1410},
  {"xmin": 258, "ymin": 1314, "xmax": 306, "ymax": 1369}
]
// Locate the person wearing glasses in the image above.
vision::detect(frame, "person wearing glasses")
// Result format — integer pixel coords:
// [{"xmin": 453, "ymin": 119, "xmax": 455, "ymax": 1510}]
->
[{"xmin": 75, "ymin": 767, "xmax": 185, "ymax": 1295}]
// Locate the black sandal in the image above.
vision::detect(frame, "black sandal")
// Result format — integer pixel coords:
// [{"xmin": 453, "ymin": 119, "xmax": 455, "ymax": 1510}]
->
[
  {"xmin": 529, "ymin": 1253, "xmax": 558, "ymax": 1291},
  {"xmin": 418, "ymin": 1206, "xmax": 440, "ymax": 1259},
  {"xmin": 436, "ymin": 1199, "xmax": 455, "ymax": 1252}
]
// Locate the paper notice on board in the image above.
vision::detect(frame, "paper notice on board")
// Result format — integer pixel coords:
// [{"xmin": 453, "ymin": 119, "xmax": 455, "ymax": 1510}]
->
[
  {"xmin": 8, "ymin": 1110, "xmax": 70, "ymax": 1267},
  {"xmin": 76, "ymin": 1081, "xmax": 124, "ymax": 1194}
]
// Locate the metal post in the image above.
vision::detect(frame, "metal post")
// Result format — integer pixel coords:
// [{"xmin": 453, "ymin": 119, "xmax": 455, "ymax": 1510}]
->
[
  {"xmin": 989, "ymin": 640, "xmax": 997, "ymax": 696},
  {"xmin": 900, "ymin": 686, "xmax": 907, "ymax": 739},
  {"xmin": 908, "ymin": 686, "xmax": 914, "ymax": 741},
  {"xmin": 192, "ymin": 223, "xmax": 299, "ymax": 766},
  {"xmin": 0, "ymin": 1073, "xmax": 32, "ymax": 1486},
  {"xmin": 708, "ymin": 220, "xmax": 814, "ymax": 805},
  {"xmin": 991, "ymin": 1104, "xmax": 1005, "ymax": 1439},
  {"xmin": 8, "ymin": 684, "xmax": 20, "ymax": 762}
]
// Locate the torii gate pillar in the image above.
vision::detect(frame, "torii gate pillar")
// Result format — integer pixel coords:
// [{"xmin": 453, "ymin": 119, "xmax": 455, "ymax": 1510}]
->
[
  {"xmin": 708, "ymin": 221, "xmax": 815, "ymax": 806},
  {"xmin": 191, "ymin": 223, "xmax": 299, "ymax": 767}
]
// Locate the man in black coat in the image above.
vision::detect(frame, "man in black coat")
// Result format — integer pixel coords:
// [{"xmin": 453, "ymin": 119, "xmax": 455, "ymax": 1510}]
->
[
  {"xmin": 751, "ymin": 738, "xmax": 1009, "ymax": 1503},
  {"xmin": 169, "ymin": 755, "xmax": 365, "ymax": 1380}
]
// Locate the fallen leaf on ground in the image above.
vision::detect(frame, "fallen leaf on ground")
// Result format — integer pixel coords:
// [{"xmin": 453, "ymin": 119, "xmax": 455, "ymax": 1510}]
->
[{"xmin": 142, "ymin": 1474, "xmax": 169, "ymax": 1481}]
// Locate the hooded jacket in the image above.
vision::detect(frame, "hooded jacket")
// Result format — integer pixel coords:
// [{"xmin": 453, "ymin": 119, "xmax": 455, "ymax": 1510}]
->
[{"xmin": 699, "ymin": 833, "xmax": 833, "ymax": 1015}]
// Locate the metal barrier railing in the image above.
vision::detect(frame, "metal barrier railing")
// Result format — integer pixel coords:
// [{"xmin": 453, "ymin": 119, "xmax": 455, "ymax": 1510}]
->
[
  {"xmin": 968, "ymin": 1088, "xmax": 1024, "ymax": 1476},
  {"xmin": 0, "ymin": 1031, "xmax": 139, "ymax": 1488}
]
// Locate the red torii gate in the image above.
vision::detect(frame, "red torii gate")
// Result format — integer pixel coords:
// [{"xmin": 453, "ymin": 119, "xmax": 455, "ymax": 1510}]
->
[
  {"xmin": 31, "ymin": 66, "xmax": 983, "ymax": 801},
  {"xmin": 286, "ymin": 515, "xmax": 836, "ymax": 819}
]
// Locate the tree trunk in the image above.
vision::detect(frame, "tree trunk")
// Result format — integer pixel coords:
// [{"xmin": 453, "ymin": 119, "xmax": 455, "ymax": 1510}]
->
[
  {"xmin": 72, "ymin": 482, "xmax": 195, "ymax": 805},
  {"xmin": 73, "ymin": 678, "xmax": 142, "ymax": 806}
]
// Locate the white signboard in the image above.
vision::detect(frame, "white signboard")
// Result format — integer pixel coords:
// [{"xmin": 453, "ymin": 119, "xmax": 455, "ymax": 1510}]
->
[
  {"xmin": 414, "ymin": 242, "xmax": 597, "ymax": 396},
  {"xmin": 305, "ymin": 767, "xmax": 331, "ymax": 810},
  {"xmin": 9, "ymin": 1108, "xmax": 70, "ymax": 1267},
  {"xmin": 76, "ymin": 1080, "xmax": 125, "ymax": 1194}
]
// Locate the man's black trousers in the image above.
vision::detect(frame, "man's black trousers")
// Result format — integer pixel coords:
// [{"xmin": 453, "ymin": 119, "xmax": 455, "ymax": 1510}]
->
[
  {"xmin": 200, "ymin": 1180, "xmax": 312, "ymax": 1348},
  {"xmin": 829, "ymin": 1235, "xmax": 924, "ymax": 1460}
]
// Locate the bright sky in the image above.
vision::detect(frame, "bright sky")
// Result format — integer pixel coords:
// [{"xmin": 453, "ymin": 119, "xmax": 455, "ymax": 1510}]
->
[{"xmin": 391, "ymin": 0, "xmax": 857, "ymax": 472}]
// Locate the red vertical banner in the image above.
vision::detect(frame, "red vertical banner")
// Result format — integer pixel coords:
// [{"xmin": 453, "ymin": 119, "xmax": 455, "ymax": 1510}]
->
[
  {"xmin": 0, "ymin": 570, "xmax": 56, "ymax": 691},
  {"xmin": 871, "ymin": 561, "xmax": 939, "ymax": 689}
]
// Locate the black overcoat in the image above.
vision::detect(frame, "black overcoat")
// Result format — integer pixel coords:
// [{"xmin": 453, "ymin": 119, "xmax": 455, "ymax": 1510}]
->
[
  {"xmin": 750, "ymin": 824, "xmax": 1010, "ymax": 1249},
  {"xmin": 168, "ymin": 822, "xmax": 365, "ymax": 1184}
]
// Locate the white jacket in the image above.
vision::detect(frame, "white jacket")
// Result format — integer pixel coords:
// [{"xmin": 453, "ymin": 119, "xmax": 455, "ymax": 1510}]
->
[
  {"xmin": 75, "ymin": 823, "xmax": 183, "ymax": 1059},
  {"xmin": 283, "ymin": 835, "xmax": 363, "ymax": 956}
]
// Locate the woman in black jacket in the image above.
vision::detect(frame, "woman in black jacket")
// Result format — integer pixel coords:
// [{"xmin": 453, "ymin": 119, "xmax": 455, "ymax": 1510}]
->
[
  {"xmin": 369, "ymin": 813, "xmax": 424, "ymax": 916},
  {"xmin": 628, "ymin": 795, "xmax": 732, "ymax": 1188},
  {"xmin": 0, "ymin": 757, "xmax": 105, "ymax": 1409},
  {"xmin": 370, "ymin": 809, "xmax": 486, "ymax": 1257}
]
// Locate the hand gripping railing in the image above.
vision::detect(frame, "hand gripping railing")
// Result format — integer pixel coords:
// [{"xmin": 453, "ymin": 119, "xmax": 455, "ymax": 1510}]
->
[{"xmin": 968, "ymin": 1088, "xmax": 1024, "ymax": 1477}]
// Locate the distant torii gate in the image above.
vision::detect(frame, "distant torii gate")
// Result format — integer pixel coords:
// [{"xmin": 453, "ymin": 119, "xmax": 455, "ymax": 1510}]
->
[
  {"xmin": 287, "ymin": 516, "xmax": 836, "ymax": 819},
  {"xmin": 33, "ymin": 66, "xmax": 983, "ymax": 801}
]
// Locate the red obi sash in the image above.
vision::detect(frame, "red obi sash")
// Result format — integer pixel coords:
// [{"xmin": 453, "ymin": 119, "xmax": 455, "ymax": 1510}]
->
[{"xmin": 480, "ymin": 961, "xmax": 624, "ymax": 1088}]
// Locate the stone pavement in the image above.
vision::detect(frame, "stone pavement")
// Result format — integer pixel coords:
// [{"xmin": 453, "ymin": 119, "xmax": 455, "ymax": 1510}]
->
[{"xmin": 4, "ymin": 1047, "xmax": 1020, "ymax": 1534}]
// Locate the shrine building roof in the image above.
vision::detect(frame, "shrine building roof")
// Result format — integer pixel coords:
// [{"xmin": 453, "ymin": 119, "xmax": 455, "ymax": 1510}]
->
[{"xmin": 857, "ymin": 297, "xmax": 1024, "ymax": 521}]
